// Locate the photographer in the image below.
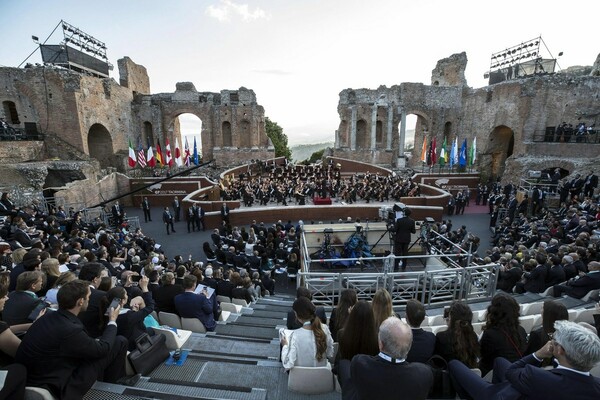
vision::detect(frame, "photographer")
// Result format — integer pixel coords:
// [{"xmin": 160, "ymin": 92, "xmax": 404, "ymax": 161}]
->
[{"xmin": 389, "ymin": 207, "xmax": 416, "ymax": 272}]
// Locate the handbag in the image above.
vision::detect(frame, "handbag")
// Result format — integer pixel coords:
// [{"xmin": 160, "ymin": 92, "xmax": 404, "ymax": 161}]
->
[
  {"xmin": 426, "ymin": 355, "xmax": 456, "ymax": 399},
  {"xmin": 127, "ymin": 333, "xmax": 170, "ymax": 375}
]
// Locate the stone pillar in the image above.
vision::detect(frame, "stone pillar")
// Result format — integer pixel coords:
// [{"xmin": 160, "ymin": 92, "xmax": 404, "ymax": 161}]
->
[
  {"xmin": 334, "ymin": 129, "xmax": 339, "ymax": 148},
  {"xmin": 386, "ymin": 105, "xmax": 393, "ymax": 150},
  {"xmin": 397, "ymin": 107, "xmax": 406, "ymax": 167},
  {"xmin": 371, "ymin": 104, "xmax": 377, "ymax": 150},
  {"xmin": 350, "ymin": 106, "xmax": 357, "ymax": 150}
]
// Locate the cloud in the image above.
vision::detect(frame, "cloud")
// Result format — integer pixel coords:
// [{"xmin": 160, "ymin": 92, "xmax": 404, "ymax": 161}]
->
[
  {"xmin": 252, "ymin": 69, "xmax": 292, "ymax": 76},
  {"xmin": 206, "ymin": 0, "xmax": 270, "ymax": 22}
]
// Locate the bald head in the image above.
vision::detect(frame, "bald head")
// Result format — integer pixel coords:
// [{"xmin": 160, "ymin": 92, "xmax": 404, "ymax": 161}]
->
[
  {"xmin": 588, "ymin": 261, "xmax": 600, "ymax": 272},
  {"xmin": 378, "ymin": 317, "xmax": 413, "ymax": 360}
]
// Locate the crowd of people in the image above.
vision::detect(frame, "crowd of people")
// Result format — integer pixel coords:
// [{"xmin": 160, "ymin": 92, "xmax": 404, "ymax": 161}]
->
[
  {"xmin": 220, "ymin": 161, "xmax": 421, "ymax": 207},
  {"xmin": 282, "ymin": 286, "xmax": 600, "ymax": 399},
  {"xmin": 0, "ymin": 190, "xmax": 293, "ymax": 398},
  {"xmin": 0, "ymin": 157, "xmax": 599, "ymax": 398}
]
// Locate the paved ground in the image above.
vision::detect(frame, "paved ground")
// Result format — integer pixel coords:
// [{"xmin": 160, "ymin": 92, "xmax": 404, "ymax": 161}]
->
[{"xmin": 124, "ymin": 200, "xmax": 494, "ymax": 267}]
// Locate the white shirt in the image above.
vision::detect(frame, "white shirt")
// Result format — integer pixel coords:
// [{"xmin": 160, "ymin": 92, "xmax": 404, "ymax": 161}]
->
[{"xmin": 281, "ymin": 324, "xmax": 334, "ymax": 370}]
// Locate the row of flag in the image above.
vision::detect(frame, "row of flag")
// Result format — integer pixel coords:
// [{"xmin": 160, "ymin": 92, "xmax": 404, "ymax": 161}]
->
[
  {"xmin": 420, "ymin": 136, "xmax": 477, "ymax": 168},
  {"xmin": 128, "ymin": 136, "xmax": 200, "ymax": 168}
]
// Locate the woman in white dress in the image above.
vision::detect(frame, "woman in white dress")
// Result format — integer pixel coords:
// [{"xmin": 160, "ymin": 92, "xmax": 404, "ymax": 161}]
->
[{"xmin": 281, "ymin": 296, "xmax": 334, "ymax": 370}]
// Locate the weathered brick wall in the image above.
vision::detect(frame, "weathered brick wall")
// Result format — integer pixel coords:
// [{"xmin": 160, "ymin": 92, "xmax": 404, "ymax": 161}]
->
[
  {"xmin": 117, "ymin": 57, "xmax": 150, "ymax": 95},
  {"xmin": 0, "ymin": 142, "xmax": 44, "ymax": 162}
]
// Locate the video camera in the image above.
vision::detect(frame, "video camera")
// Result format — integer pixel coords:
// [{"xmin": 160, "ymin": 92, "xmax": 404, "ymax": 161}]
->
[{"xmin": 379, "ymin": 202, "xmax": 407, "ymax": 223}]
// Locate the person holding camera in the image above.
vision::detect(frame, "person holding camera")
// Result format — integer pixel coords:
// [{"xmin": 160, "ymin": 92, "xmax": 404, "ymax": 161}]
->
[{"xmin": 389, "ymin": 208, "xmax": 416, "ymax": 272}]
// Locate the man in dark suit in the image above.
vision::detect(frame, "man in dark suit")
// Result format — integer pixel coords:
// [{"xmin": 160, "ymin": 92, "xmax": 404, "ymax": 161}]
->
[
  {"xmin": 220, "ymin": 203, "xmax": 230, "ymax": 224},
  {"xmin": 162, "ymin": 207, "xmax": 175, "ymax": 235},
  {"xmin": 153, "ymin": 272, "xmax": 184, "ymax": 314},
  {"xmin": 449, "ymin": 320, "xmax": 600, "ymax": 399},
  {"xmin": 390, "ymin": 208, "xmax": 416, "ymax": 271},
  {"xmin": 77, "ymin": 262, "xmax": 107, "ymax": 338},
  {"xmin": 15, "ymin": 279, "xmax": 128, "ymax": 399},
  {"xmin": 340, "ymin": 317, "xmax": 433, "ymax": 400},
  {"xmin": 584, "ymin": 171, "xmax": 598, "ymax": 198},
  {"xmin": 111, "ymin": 201, "xmax": 124, "ymax": 227},
  {"xmin": 12, "ymin": 222, "xmax": 34, "ymax": 248},
  {"xmin": 404, "ymin": 299, "xmax": 435, "ymax": 363},
  {"xmin": 187, "ymin": 205, "xmax": 197, "ymax": 233},
  {"xmin": 172, "ymin": 197, "xmax": 181, "ymax": 222},
  {"xmin": 531, "ymin": 186, "xmax": 544, "ymax": 215},
  {"xmin": 553, "ymin": 261, "xmax": 600, "ymax": 298},
  {"xmin": 174, "ymin": 275, "xmax": 216, "ymax": 331},
  {"xmin": 515, "ymin": 254, "xmax": 548, "ymax": 294},
  {"xmin": 141, "ymin": 197, "xmax": 151, "ymax": 222}
]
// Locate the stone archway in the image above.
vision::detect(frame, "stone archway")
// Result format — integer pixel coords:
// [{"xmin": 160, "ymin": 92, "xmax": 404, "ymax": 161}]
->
[
  {"xmin": 486, "ymin": 125, "xmax": 514, "ymax": 179},
  {"xmin": 87, "ymin": 123, "xmax": 113, "ymax": 168}
]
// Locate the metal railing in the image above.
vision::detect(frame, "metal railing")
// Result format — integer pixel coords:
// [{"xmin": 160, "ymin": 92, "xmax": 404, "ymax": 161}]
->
[
  {"xmin": 0, "ymin": 127, "xmax": 45, "ymax": 141},
  {"xmin": 299, "ymin": 264, "xmax": 499, "ymax": 309}
]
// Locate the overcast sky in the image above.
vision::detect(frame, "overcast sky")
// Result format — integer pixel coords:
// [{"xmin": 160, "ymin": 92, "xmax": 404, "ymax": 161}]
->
[{"xmin": 1, "ymin": 0, "xmax": 597, "ymax": 146}]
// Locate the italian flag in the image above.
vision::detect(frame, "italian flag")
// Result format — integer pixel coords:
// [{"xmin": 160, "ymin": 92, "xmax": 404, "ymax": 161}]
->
[{"xmin": 128, "ymin": 139, "xmax": 136, "ymax": 167}]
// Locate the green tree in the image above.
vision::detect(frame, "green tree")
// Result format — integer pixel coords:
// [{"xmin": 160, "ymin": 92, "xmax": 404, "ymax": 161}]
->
[
  {"xmin": 265, "ymin": 117, "xmax": 291, "ymax": 160},
  {"xmin": 306, "ymin": 149, "xmax": 325, "ymax": 164}
]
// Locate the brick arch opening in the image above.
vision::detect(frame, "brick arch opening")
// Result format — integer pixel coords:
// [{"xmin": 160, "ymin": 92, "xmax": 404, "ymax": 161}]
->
[
  {"xmin": 487, "ymin": 125, "xmax": 515, "ymax": 179},
  {"xmin": 88, "ymin": 123, "xmax": 113, "ymax": 168},
  {"xmin": 402, "ymin": 112, "xmax": 430, "ymax": 162},
  {"xmin": 169, "ymin": 113, "xmax": 203, "ymax": 161}
]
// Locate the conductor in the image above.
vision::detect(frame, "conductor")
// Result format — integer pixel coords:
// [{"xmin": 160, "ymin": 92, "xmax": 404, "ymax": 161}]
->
[{"xmin": 390, "ymin": 207, "xmax": 416, "ymax": 272}]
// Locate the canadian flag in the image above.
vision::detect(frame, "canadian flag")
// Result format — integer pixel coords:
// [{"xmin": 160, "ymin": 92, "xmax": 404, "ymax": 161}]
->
[{"xmin": 165, "ymin": 138, "xmax": 173, "ymax": 167}]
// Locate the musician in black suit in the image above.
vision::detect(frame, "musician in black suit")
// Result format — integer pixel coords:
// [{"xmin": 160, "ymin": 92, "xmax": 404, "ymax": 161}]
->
[
  {"xmin": 15, "ymin": 279, "xmax": 128, "ymax": 399},
  {"xmin": 449, "ymin": 320, "xmax": 600, "ymax": 400},
  {"xmin": 389, "ymin": 208, "xmax": 416, "ymax": 271},
  {"xmin": 141, "ymin": 197, "xmax": 151, "ymax": 222},
  {"xmin": 341, "ymin": 317, "xmax": 433, "ymax": 400},
  {"xmin": 162, "ymin": 207, "xmax": 175, "ymax": 235}
]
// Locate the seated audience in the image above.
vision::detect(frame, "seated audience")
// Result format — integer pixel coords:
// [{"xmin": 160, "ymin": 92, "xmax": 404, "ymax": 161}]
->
[
  {"xmin": 44, "ymin": 271, "xmax": 77, "ymax": 305},
  {"xmin": 3, "ymin": 270, "xmax": 45, "ymax": 325},
  {"xmin": 404, "ymin": 299, "xmax": 436, "ymax": 363},
  {"xmin": 77, "ymin": 262, "xmax": 108, "ymax": 338},
  {"xmin": 526, "ymin": 300, "xmax": 568, "ymax": 357},
  {"xmin": 434, "ymin": 301, "xmax": 480, "ymax": 368},
  {"xmin": 286, "ymin": 287, "xmax": 326, "ymax": 329},
  {"xmin": 174, "ymin": 275, "xmax": 216, "ymax": 331},
  {"xmin": 553, "ymin": 261, "xmax": 600, "ymax": 298},
  {"xmin": 100, "ymin": 275, "xmax": 155, "ymax": 351},
  {"xmin": 329, "ymin": 288, "xmax": 357, "ymax": 341},
  {"xmin": 0, "ymin": 283, "xmax": 27, "ymax": 399},
  {"xmin": 342, "ymin": 317, "xmax": 434, "ymax": 400},
  {"xmin": 281, "ymin": 296, "xmax": 334, "ymax": 370},
  {"xmin": 449, "ymin": 320, "xmax": 600, "ymax": 399},
  {"xmin": 479, "ymin": 293, "xmax": 528, "ymax": 376},
  {"xmin": 153, "ymin": 272, "xmax": 184, "ymax": 314},
  {"xmin": 15, "ymin": 279, "xmax": 128, "ymax": 399},
  {"xmin": 372, "ymin": 288, "xmax": 397, "ymax": 328},
  {"xmin": 337, "ymin": 300, "xmax": 378, "ymax": 365}
]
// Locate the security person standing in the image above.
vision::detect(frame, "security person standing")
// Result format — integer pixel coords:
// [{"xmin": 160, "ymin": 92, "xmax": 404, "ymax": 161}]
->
[{"xmin": 390, "ymin": 207, "xmax": 416, "ymax": 272}]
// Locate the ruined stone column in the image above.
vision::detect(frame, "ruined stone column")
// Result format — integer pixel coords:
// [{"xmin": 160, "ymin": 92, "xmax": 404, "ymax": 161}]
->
[
  {"xmin": 371, "ymin": 104, "xmax": 377, "ymax": 150},
  {"xmin": 398, "ymin": 107, "xmax": 406, "ymax": 167},
  {"xmin": 350, "ymin": 106, "xmax": 357, "ymax": 150},
  {"xmin": 334, "ymin": 129, "xmax": 339, "ymax": 148},
  {"xmin": 387, "ymin": 105, "xmax": 393, "ymax": 150}
]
